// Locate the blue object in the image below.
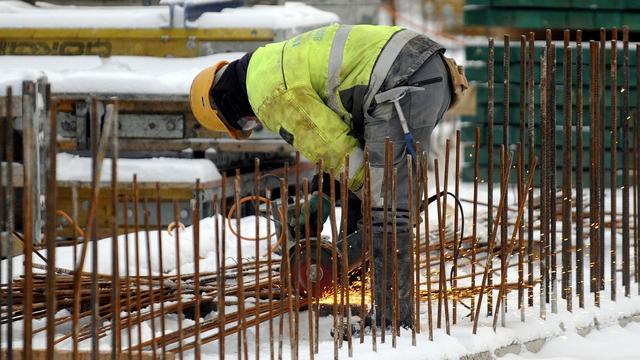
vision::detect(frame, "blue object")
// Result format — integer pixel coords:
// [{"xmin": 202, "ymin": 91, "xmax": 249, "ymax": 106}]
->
[{"xmin": 185, "ymin": 0, "xmax": 245, "ymax": 22}]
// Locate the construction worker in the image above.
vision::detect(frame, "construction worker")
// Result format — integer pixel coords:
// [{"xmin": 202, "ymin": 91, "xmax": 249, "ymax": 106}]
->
[{"xmin": 190, "ymin": 23, "xmax": 467, "ymax": 334}]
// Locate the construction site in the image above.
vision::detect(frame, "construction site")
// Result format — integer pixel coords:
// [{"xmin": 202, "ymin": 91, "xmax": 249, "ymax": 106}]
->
[{"xmin": 2, "ymin": 0, "xmax": 640, "ymax": 359}]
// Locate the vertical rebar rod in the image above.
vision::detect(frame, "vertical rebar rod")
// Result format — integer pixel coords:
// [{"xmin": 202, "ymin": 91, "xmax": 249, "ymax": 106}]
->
[
  {"xmin": 472, "ymin": 147, "xmax": 513, "ymax": 334},
  {"xmin": 576, "ymin": 30, "xmax": 585, "ymax": 309},
  {"xmin": 214, "ymin": 192, "xmax": 224, "ymax": 360},
  {"xmin": 4, "ymin": 86, "xmax": 15, "ymax": 359},
  {"xmin": 340, "ymin": 159, "xmax": 353, "ymax": 356},
  {"xmin": 220, "ymin": 175, "xmax": 228, "ymax": 359},
  {"xmin": 622, "ymin": 26, "xmax": 631, "ymax": 298},
  {"xmin": 453, "ymin": 131, "xmax": 461, "ymax": 326},
  {"xmin": 517, "ymin": 141, "xmax": 524, "ymax": 321},
  {"xmin": 518, "ymin": 34, "xmax": 527, "ymax": 318},
  {"xmin": 329, "ymin": 169, "xmax": 339, "ymax": 360},
  {"xmin": 408, "ymin": 152, "xmax": 416, "ymax": 344},
  {"xmin": 636, "ymin": 45, "xmax": 640, "ymax": 296},
  {"xmin": 155, "ymin": 183, "xmax": 166, "ymax": 357},
  {"xmin": 382, "ymin": 138, "xmax": 390, "ymax": 341},
  {"xmin": 413, "ymin": 143, "xmax": 422, "ymax": 336},
  {"xmin": 487, "ymin": 37, "xmax": 495, "ymax": 317},
  {"xmin": 18, "ymin": 81, "xmax": 37, "ymax": 359},
  {"xmin": 364, "ymin": 150, "xmax": 378, "ymax": 351},
  {"xmin": 293, "ymin": 153, "xmax": 301, "ymax": 358},
  {"xmin": 0, "ymin": 83, "xmax": 5, "ymax": 360},
  {"xmin": 422, "ymin": 154, "xmax": 433, "ymax": 341},
  {"xmin": 236, "ymin": 169, "xmax": 249, "ymax": 360},
  {"xmin": 611, "ymin": 28, "xmax": 619, "ymax": 301},
  {"xmin": 391, "ymin": 166, "xmax": 398, "ymax": 347},
  {"xmin": 442, "ymin": 140, "xmax": 450, "ymax": 330},
  {"xmin": 314, "ymin": 160, "xmax": 323, "ymax": 354},
  {"xmin": 434, "ymin": 157, "xmax": 450, "ymax": 335},
  {"xmin": 281, "ymin": 170, "xmax": 296, "ymax": 360},
  {"xmin": 123, "ymin": 195, "xmax": 132, "ymax": 360},
  {"xmin": 590, "ymin": 40, "xmax": 601, "ymax": 306},
  {"xmin": 90, "ymin": 97, "xmax": 100, "ymax": 359},
  {"xmin": 562, "ymin": 30, "xmax": 573, "ymax": 312},
  {"xmin": 173, "ymin": 199, "xmax": 184, "ymax": 359},
  {"xmin": 540, "ymin": 47, "xmax": 548, "ymax": 319},
  {"xmin": 265, "ymin": 187, "xmax": 274, "ymax": 360},
  {"xmin": 255, "ymin": 159, "xmax": 262, "ymax": 359},
  {"xmin": 527, "ymin": 32, "xmax": 536, "ymax": 308},
  {"xmin": 193, "ymin": 179, "xmax": 202, "ymax": 359},
  {"xmin": 142, "ymin": 198, "xmax": 157, "ymax": 358},
  {"xmin": 499, "ymin": 147, "xmax": 508, "ymax": 327},
  {"xmin": 302, "ymin": 179, "xmax": 314, "ymax": 360},
  {"xmin": 471, "ymin": 128, "xmax": 480, "ymax": 322},
  {"xmin": 133, "ymin": 175, "xmax": 143, "ymax": 359},
  {"xmin": 599, "ymin": 29, "xmax": 606, "ymax": 289},
  {"xmin": 549, "ymin": 37, "xmax": 558, "ymax": 314},
  {"xmin": 109, "ymin": 99, "xmax": 121, "ymax": 357},
  {"xmin": 501, "ymin": 34, "xmax": 510, "ymax": 327},
  {"xmin": 45, "ymin": 96, "xmax": 58, "ymax": 360}
]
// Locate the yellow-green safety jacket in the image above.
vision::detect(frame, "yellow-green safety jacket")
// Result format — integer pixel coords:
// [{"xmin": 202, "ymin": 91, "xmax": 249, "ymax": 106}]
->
[{"xmin": 246, "ymin": 24, "xmax": 439, "ymax": 193}]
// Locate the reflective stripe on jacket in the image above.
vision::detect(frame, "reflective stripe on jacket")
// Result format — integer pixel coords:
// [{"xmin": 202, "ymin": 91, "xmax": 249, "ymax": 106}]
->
[{"xmin": 246, "ymin": 24, "xmax": 437, "ymax": 192}]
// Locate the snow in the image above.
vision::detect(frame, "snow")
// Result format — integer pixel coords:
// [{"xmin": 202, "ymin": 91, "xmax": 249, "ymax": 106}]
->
[
  {"xmin": 0, "ymin": 1, "xmax": 336, "ymax": 30},
  {"xmin": 56, "ymin": 153, "xmax": 222, "ymax": 183},
  {"xmin": 188, "ymin": 2, "xmax": 338, "ymax": 30},
  {"xmin": 0, "ymin": 54, "xmax": 244, "ymax": 96}
]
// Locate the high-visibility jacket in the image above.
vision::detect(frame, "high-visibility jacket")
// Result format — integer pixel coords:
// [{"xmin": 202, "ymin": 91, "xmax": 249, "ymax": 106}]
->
[{"xmin": 246, "ymin": 24, "xmax": 438, "ymax": 192}]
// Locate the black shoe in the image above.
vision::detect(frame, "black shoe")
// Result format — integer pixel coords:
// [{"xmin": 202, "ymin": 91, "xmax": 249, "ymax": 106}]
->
[{"xmin": 329, "ymin": 317, "xmax": 373, "ymax": 341}]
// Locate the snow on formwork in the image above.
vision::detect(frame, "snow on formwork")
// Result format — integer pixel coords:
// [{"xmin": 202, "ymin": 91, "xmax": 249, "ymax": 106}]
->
[
  {"xmin": 0, "ymin": 1, "xmax": 337, "ymax": 30},
  {"xmin": 56, "ymin": 153, "xmax": 222, "ymax": 184},
  {"xmin": 0, "ymin": 53, "xmax": 243, "ymax": 96}
]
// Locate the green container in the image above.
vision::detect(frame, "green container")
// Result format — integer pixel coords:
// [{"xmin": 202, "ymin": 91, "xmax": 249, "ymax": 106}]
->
[
  {"xmin": 465, "ymin": 0, "xmax": 491, "ymax": 5},
  {"xmin": 510, "ymin": 9, "xmax": 568, "ymax": 28},
  {"xmin": 571, "ymin": 0, "xmax": 626, "ymax": 9},
  {"xmin": 464, "ymin": 7, "xmax": 495, "ymax": 26},
  {"xmin": 492, "ymin": 0, "xmax": 571, "ymax": 7},
  {"xmin": 567, "ymin": 9, "xmax": 595, "ymax": 28},
  {"xmin": 594, "ymin": 10, "xmax": 623, "ymax": 27},
  {"xmin": 622, "ymin": 12, "xmax": 640, "ymax": 26},
  {"xmin": 626, "ymin": 0, "xmax": 640, "ymax": 10}
]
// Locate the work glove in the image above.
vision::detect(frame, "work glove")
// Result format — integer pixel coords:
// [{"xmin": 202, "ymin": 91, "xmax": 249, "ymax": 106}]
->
[{"xmin": 299, "ymin": 192, "xmax": 332, "ymax": 235}]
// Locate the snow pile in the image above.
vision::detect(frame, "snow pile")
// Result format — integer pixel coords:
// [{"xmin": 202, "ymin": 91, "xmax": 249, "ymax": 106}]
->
[
  {"xmin": 0, "ymin": 54, "xmax": 243, "ymax": 95},
  {"xmin": 56, "ymin": 153, "xmax": 221, "ymax": 183},
  {"xmin": 189, "ymin": 2, "xmax": 339, "ymax": 30}
]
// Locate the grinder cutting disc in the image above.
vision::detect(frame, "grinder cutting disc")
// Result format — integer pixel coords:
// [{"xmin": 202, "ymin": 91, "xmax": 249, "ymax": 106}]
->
[{"xmin": 288, "ymin": 239, "xmax": 338, "ymax": 298}]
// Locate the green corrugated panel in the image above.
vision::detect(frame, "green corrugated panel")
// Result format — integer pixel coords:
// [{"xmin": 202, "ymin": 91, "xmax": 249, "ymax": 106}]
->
[
  {"xmin": 594, "ymin": 10, "xmax": 623, "ymax": 27},
  {"xmin": 571, "ymin": 0, "xmax": 626, "ymax": 9},
  {"xmin": 464, "ymin": 7, "xmax": 495, "ymax": 26},
  {"xmin": 622, "ymin": 12, "xmax": 640, "ymax": 26},
  {"xmin": 510, "ymin": 9, "xmax": 568, "ymax": 28},
  {"xmin": 492, "ymin": 0, "xmax": 571, "ymax": 7},
  {"xmin": 626, "ymin": 0, "xmax": 640, "ymax": 9},
  {"xmin": 567, "ymin": 9, "xmax": 595, "ymax": 28},
  {"xmin": 465, "ymin": 0, "xmax": 491, "ymax": 4}
]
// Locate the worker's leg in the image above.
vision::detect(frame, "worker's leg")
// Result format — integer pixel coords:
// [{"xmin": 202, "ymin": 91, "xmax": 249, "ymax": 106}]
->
[{"xmin": 364, "ymin": 54, "xmax": 451, "ymax": 329}]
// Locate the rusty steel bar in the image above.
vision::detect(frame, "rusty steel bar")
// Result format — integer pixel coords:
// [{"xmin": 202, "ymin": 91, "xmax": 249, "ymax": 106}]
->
[
  {"xmin": 471, "ymin": 128, "xmax": 480, "ymax": 322},
  {"xmin": 155, "ymin": 183, "xmax": 166, "ymax": 357},
  {"xmin": 576, "ymin": 30, "xmax": 585, "ymax": 309},
  {"xmin": 340, "ymin": 158, "xmax": 353, "ymax": 356},
  {"xmin": 293, "ymin": 152, "xmax": 301, "ymax": 359},
  {"xmin": 193, "ymin": 179, "xmax": 202, "ymax": 359},
  {"xmin": 329, "ymin": 169, "xmax": 339, "ymax": 360},
  {"xmin": 562, "ymin": 30, "xmax": 573, "ymax": 312},
  {"xmin": 540, "ymin": 46, "xmax": 548, "ymax": 319},
  {"xmin": 472, "ymin": 147, "xmax": 513, "ymax": 334},
  {"xmin": 133, "ymin": 176, "xmax": 144, "ymax": 358},
  {"xmin": 611, "ymin": 28, "xmax": 619, "ymax": 301},
  {"xmin": 441, "ymin": 139, "xmax": 450, "ymax": 331},
  {"xmin": 391, "ymin": 166, "xmax": 398, "ymax": 347},
  {"xmin": 453, "ymin": 131, "xmax": 461, "ymax": 326},
  {"xmin": 109, "ymin": 99, "xmax": 121, "ymax": 358},
  {"xmin": 622, "ymin": 26, "xmax": 631, "ymax": 298},
  {"xmin": 45, "ymin": 95, "xmax": 58, "ymax": 360},
  {"xmin": 265, "ymin": 187, "xmax": 274, "ymax": 360},
  {"xmin": 364, "ymin": 149, "xmax": 378, "ymax": 351},
  {"xmin": 590, "ymin": 40, "xmax": 601, "ymax": 306},
  {"xmin": 314, "ymin": 160, "xmax": 323, "ymax": 354},
  {"xmin": 90, "ymin": 97, "xmax": 100, "ymax": 357},
  {"xmin": 413, "ymin": 143, "xmax": 422, "ymax": 336},
  {"xmin": 220, "ymin": 175, "xmax": 228, "ymax": 359},
  {"xmin": 527, "ymin": 32, "xmax": 536, "ymax": 309},
  {"xmin": 408, "ymin": 152, "xmax": 416, "ymax": 344},
  {"xmin": 21, "ymin": 81, "xmax": 35, "ymax": 360},
  {"xmin": 499, "ymin": 146, "xmax": 508, "ymax": 327},
  {"xmin": 500, "ymin": 34, "xmax": 510, "ymax": 328},
  {"xmin": 281, "ymin": 168, "xmax": 296, "ymax": 360},
  {"xmin": 123, "ymin": 195, "xmax": 133, "ymax": 359},
  {"xmin": 142, "ymin": 198, "xmax": 158, "ymax": 358},
  {"xmin": 421, "ymin": 152, "xmax": 434, "ymax": 340},
  {"xmin": 518, "ymin": 34, "xmax": 526, "ymax": 318},
  {"xmin": 487, "ymin": 37, "xmax": 495, "ymax": 317},
  {"xmin": 0, "ymin": 85, "xmax": 4, "ymax": 360},
  {"xmin": 4, "ymin": 86, "xmax": 15, "ymax": 358},
  {"xmin": 382, "ymin": 138, "xmax": 390, "ymax": 342},
  {"xmin": 173, "ymin": 199, "xmax": 185, "ymax": 358},
  {"xmin": 255, "ymin": 158, "xmax": 263, "ymax": 360},
  {"xmin": 548, "ymin": 36, "xmax": 558, "ymax": 314},
  {"xmin": 236, "ymin": 169, "xmax": 249, "ymax": 360},
  {"xmin": 637, "ymin": 45, "xmax": 640, "ymax": 296},
  {"xmin": 434, "ymin": 156, "xmax": 450, "ymax": 335},
  {"xmin": 302, "ymin": 179, "xmax": 314, "ymax": 360},
  {"xmin": 599, "ymin": 29, "xmax": 606, "ymax": 290}
]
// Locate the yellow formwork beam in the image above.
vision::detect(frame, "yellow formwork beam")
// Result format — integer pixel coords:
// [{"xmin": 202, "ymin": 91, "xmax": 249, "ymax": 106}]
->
[{"xmin": 0, "ymin": 27, "xmax": 275, "ymax": 57}]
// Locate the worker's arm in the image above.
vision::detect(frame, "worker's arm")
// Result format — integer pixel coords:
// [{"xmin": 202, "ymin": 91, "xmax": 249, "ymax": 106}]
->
[{"xmin": 258, "ymin": 85, "xmax": 365, "ymax": 193}]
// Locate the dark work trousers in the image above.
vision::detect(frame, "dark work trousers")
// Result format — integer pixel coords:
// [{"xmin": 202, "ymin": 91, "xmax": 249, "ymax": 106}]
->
[{"xmin": 342, "ymin": 53, "xmax": 452, "ymax": 329}]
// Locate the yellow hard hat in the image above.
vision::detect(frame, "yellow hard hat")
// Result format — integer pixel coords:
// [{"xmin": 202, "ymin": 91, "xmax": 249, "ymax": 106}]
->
[{"xmin": 189, "ymin": 61, "xmax": 247, "ymax": 139}]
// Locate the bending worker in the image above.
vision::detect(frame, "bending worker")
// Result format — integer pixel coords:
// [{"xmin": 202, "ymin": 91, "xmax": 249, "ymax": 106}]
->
[{"xmin": 190, "ymin": 24, "xmax": 467, "ymax": 333}]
